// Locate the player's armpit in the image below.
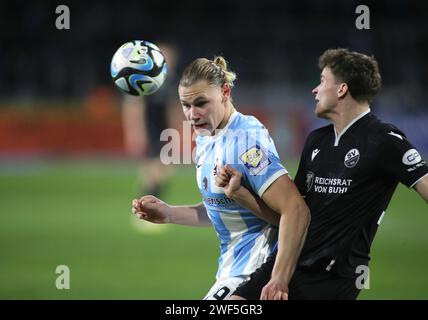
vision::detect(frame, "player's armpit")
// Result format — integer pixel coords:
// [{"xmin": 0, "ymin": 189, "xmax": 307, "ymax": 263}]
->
[{"xmin": 414, "ymin": 174, "xmax": 428, "ymax": 203}]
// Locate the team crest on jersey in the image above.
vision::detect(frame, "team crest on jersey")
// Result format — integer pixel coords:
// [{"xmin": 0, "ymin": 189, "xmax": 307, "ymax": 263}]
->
[
  {"xmin": 344, "ymin": 148, "xmax": 360, "ymax": 168},
  {"xmin": 306, "ymin": 171, "xmax": 315, "ymax": 192},
  {"xmin": 240, "ymin": 144, "xmax": 271, "ymax": 175}
]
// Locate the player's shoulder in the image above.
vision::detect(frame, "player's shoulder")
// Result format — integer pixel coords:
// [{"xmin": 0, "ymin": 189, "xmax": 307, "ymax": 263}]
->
[
  {"xmin": 309, "ymin": 124, "xmax": 332, "ymax": 136},
  {"xmin": 229, "ymin": 112, "xmax": 271, "ymax": 143},
  {"xmin": 306, "ymin": 124, "xmax": 333, "ymax": 143},
  {"xmin": 365, "ymin": 114, "xmax": 407, "ymax": 141},
  {"xmin": 234, "ymin": 112, "xmax": 266, "ymax": 131}
]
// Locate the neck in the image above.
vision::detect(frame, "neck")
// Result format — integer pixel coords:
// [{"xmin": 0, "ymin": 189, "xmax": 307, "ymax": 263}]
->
[
  {"xmin": 216, "ymin": 101, "xmax": 235, "ymax": 131},
  {"xmin": 330, "ymin": 101, "xmax": 370, "ymax": 134}
]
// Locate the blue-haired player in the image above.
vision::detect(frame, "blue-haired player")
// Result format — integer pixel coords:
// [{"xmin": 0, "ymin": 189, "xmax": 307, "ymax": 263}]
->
[{"xmin": 132, "ymin": 56, "xmax": 310, "ymax": 299}]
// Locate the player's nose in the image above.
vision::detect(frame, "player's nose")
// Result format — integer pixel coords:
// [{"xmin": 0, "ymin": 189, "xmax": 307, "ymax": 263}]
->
[
  {"xmin": 189, "ymin": 106, "xmax": 201, "ymax": 121},
  {"xmin": 312, "ymin": 86, "xmax": 319, "ymax": 95}
]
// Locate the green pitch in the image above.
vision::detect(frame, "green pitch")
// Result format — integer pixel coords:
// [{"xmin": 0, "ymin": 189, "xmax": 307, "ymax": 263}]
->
[{"xmin": 0, "ymin": 160, "xmax": 426, "ymax": 299}]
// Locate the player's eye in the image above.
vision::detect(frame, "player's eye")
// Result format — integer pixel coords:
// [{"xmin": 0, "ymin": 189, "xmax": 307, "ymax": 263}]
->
[{"xmin": 194, "ymin": 101, "xmax": 207, "ymax": 107}]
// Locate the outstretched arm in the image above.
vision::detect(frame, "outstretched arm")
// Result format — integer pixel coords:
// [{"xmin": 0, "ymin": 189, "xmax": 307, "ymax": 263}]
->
[{"xmin": 132, "ymin": 195, "xmax": 212, "ymax": 227}]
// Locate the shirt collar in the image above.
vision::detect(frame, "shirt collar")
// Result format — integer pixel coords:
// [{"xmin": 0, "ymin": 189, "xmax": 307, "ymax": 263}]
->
[
  {"xmin": 203, "ymin": 110, "xmax": 238, "ymax": 140},
  {"xmin": 333, "ymin": 108, "xmax": 371, "ymax": 146}
]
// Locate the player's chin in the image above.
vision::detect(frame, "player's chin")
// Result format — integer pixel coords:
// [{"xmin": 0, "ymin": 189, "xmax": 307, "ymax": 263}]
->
[
  {"xmin": 194, "ymin": 125, "xmax": 212, "ymax": 136},
  {"xmin": 315, "ymin": 104, "xmax": 328, "ymax": 119}
]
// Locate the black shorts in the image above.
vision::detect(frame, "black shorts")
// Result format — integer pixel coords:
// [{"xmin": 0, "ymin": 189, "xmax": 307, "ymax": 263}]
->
[{"xmin": 233, "ymin": 255, "xmax": 361, "ymax": 300}]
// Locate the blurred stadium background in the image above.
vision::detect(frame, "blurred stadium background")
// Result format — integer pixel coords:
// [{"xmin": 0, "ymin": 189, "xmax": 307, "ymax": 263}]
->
[{"xmin": 0, "ymin": 0, "xmax": 427, "ymax": 299}]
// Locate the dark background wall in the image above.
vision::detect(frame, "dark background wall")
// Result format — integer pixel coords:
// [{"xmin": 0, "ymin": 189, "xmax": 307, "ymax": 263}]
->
[
  {"xmin": 1, "ymin": 0, "xmax": 426, "ymax": 104},
  {"xmin": 0, "ymin": 0, "xmax": 427, "ymax": 157}
]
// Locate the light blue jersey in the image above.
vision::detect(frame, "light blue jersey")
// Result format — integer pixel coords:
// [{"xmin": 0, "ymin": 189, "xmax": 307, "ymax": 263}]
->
[{"xmin": 195, "ymin": 111, "xmax": 288, "ymax": 279}]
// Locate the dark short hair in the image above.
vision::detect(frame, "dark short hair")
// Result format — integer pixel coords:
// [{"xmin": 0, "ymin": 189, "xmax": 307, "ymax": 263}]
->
[{"xmin": 319, "ymin": 48, "xmax": 382, "ymax": 103}]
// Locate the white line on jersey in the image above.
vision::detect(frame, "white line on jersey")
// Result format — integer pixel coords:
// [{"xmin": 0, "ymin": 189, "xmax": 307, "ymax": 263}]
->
[{"xmin": 388, "ymin": 131, "xmax": 403, "ymax": 140}]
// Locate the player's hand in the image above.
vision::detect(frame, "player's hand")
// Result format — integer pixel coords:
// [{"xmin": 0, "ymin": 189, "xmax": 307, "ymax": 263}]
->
[
  {"xmin": 132, "ymin": 195, "xmax": 171, "ymax": 224},
  {"xmin": 260, "ymin": 277, "xmax": 289, "ymax": 300},
  {"xmin": 215, "ymin": 165, "xmax": 242, "ymax": 199}
]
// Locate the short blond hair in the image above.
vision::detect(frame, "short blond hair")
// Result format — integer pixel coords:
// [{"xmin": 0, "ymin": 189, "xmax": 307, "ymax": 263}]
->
[{"xmin": 179, "ymin": 56, "xmax": 237, "ymax": 88}]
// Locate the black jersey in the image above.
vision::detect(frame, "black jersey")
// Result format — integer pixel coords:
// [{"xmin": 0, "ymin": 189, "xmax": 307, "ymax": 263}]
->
[{"xmin": 294, "ymin": 111, "xmax": 428, "ymax": 277}]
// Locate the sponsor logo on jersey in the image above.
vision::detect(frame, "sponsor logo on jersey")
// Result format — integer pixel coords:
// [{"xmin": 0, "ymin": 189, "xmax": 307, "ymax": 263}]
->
[
  {"xmin": 202, "ymin": 196, "xmax": 234, "ymax": 206},
  {"xmin": 406, "ymin": 161, "xmax": 426, "ymax": 172},
  {"xmin": 240, "ymin": 145, "xmax": 271, "ymax": 175},
  {"xmin": 311, "ymin": 149, "xmax": 320, "ymax": 161},
  {"xmin": 344, "ymin": 148, "xmax": 360, "ymax": 168},
  {"xmin": 306, "ymin": 171, "xmax": 315, "ymax": 192},
  {"xmin": 310, "ymin": 175, "xmax": 353, "ymax": 194},
  {"xmin": 402, "ymin": 149, "xmax": 422, "ymax": 166}
]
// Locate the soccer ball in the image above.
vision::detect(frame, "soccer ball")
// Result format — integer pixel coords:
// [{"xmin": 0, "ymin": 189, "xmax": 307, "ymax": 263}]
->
[{"xmin": 110, "ymin": 40, "xmax": 168, "ymax": 96}]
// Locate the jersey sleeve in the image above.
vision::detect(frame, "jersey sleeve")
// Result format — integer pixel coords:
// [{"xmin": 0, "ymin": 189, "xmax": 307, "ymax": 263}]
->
[
  {"xmin": 227, "ymin": 126, "xmax": 288, "ymax": 197},
  {"xmin": 380, "ymin": 129, "xmax": 428, "ymax": 188}
]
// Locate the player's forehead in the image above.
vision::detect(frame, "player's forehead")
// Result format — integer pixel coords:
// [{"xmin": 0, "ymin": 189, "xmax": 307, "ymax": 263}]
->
[
  {"xmin": 321, "ymin": 67, "xmax": 335, "ymax": 80},
  {"xmin": 178, "ymin": 80, "xmax": 218, "ymax": 103}
]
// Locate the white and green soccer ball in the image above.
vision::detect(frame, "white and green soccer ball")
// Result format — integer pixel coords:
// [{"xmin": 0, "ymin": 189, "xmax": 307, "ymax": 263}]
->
[{"xmin": 110, "ymin": 40, "xmax": 167, "ymax": 96}]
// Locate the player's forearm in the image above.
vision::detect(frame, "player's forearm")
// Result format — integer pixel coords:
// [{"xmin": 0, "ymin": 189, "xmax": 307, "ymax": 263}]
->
[
  {"xmin": 231, "ymin": 186, "xmax": 280, "ymax": 226},
  {"xmin": 414, "ymin": 175, "xmax": 428, "ymax": 203},
  {"xmin": 169, "ymin": 203, "xmax": 212, "ymax": 227},
  {"xmin": 271, "ymin": 203, "xmax": 310, "ymax": 284}
]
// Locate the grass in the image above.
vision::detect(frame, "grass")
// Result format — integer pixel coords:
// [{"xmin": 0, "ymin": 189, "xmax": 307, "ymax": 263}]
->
[{"xmin": 0, "ymin": 159, "xmax": 426, "ymax": 299}]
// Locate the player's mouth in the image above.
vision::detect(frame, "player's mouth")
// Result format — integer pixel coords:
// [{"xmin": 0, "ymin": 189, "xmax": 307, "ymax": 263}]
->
[{"xmin": 193, "ymin": 123, "xmax": 208, "ymax": 129}]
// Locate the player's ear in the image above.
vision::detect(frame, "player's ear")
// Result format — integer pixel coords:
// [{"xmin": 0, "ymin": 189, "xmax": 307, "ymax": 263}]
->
[
  {"xmin": 337, "ymin": 83, "xmax": 348, "ymax": 99},
  {"xmin": 221, "ymin": 83, "xmax": 231, "ymax": 103}
]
